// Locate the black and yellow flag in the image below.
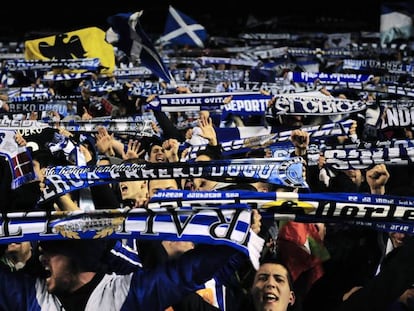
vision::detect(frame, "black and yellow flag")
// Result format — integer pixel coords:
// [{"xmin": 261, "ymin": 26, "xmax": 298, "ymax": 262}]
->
[{"xmin": 24, "ymin": 27, "xmax": 115, "ymax": 74}]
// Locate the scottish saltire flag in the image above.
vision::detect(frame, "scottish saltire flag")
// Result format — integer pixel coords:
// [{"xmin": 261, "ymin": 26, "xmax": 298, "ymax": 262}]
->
[
  {"xmin": 380, "ymin": 2, "xmax": 414, "ymax": 44},
  {"xmin": 24, "ymin": 27, "xmax": 115, "ymax": 74},
  {"xmin": 106, "ymin": 11, "xmax": 175, "ymax": 84},
  {"xmin": 156, "ymin": 5, "xmax": 208, "ymax": 48}
]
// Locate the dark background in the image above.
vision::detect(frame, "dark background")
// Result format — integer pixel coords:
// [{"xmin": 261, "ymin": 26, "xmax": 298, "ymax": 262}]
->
[{"xmin": 1, "ymin": 1, "xmax": 383, "ymax": 41}]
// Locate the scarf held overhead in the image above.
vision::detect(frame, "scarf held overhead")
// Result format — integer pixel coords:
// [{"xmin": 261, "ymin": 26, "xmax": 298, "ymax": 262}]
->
[
  {"xmin": 149, "ymin": 189, "xmax": 414, "ymax": 234},
  {"xmin": 0, "ymin": 205, "xmax": 264, "ymax": 269},
  {"xmin": 40, "ymin": 157, "xmax": 307, "ymax": 202}
]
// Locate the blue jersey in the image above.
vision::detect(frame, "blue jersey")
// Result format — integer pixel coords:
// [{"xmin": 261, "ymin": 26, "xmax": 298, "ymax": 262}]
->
[{"xmin": 0, "ymin": 245, "xmax": 238, "ymax": 311}]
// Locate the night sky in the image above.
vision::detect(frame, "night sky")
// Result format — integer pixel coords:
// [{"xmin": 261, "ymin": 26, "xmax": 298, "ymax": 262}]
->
[{"xmin": 1, "ymin": 1, "xmax": 382, "ymax": 41}]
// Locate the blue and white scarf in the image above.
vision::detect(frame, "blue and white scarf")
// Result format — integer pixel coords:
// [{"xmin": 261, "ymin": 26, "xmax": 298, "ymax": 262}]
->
[
  {"xmin": 0, "ymin": 205, "xmax": 264, "ymax": 269},
  {"xmin": 292, "ymin": 72, "xmax": 373, "ymax": 84},
  {"xmin": 4, "ymin": 58, "xmax": 101, "ymax": 72},
  {"xmin": 149, "ymin": 189, "xmax": 414, "ymax": 234},
  {"xmin": 183, "ymin": 120, "xmax": 353, "ymax": 160},
  {"xmin": 40, "ymin": 157, "xmax": 307, "ymax": 202},
  {"xmin": 381, "ymin": 102, "xmax": 414, "ymax": 129},
  {"xmin": 7, "ymin": 100, "xmax": 71, "ymax": 114},
  {"xmin": 42, "ymin": 72, "xmax": 93, "ymax": 82},
  {"xmin": 323, "ymin": 146, "xmax": 414, "ymax": 170},
  {"xmin": 272, "ymin": 92, "xmax": 367, "ymax": 115},
  {"xmin": 56, "ymin": 116, "xmax": 158, "ymax": 137},
  {"xmin": 342, "ymin": 59, "xmax": 414, "ymax": 75},
  {"xmin": 146, "ymin": 91, "xmax": 272, "ymax": 113}
]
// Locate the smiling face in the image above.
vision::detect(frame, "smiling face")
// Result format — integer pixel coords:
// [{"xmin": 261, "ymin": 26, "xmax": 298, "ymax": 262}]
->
[
  {"xmin": 148, "ymin": 144, "xmax": 166, "ymax": 163},
  {"xmin": 251, "ymin": 263, "xmax": 295, "ymax": 311}
]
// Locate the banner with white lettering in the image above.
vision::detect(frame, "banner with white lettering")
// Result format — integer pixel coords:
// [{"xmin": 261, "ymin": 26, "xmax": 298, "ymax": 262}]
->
[
  {"xmin": 42, "ymin": 72, "xmax": 92, "ymax": 82},
  {"xmin": 342, "ymin": 59, "xmax": 414, "ymax": 75},
  {"xmin": 0, "ymin": 206, "xmax": 254, "ymax": 255},
  {"xmin": 7, "ymin": 101, "xmax": 71, "ymax": 115},
  {"xmin": 2, "ymin": 190, "xmax": 414, "ymax": 254},
  {"xmin": 40, "ymin": 157, "xmax": 307, "ymax": 202},
  {"xmin": 0, "ymin": 119, "xmax": 49, "ymax": 130},
  {"xmin": 4, "ymin": 58, "xmax": 101, "ymax": 72},
  {"xmin": 183, "ymin": 120, "xmax": 353, "ymax": 160},
  {"xmin": 381, "ymin": 102, "xmax": 414, "ymax": 129},
  {"xmin": 271, "ymin": 92, "xmax": 367, "ymax": 115},
  {"xmin": 292, "ymin": 72, "xmax": 373, "ymax": 84},
  {"xmin": 325, "ymin": 81, "xmax": 414, "ymax": 98},
  {"xmin": 146, "ymin": 92, "xmax": 272, "ymax": 114},
  {"xmin": 0, "ymin": 117, "xmax": 158, "ymax": 138},
  {"xmin": 149, "ymin": 189, "xmax": 414, "ymax": 234},
  {"xmin": 55, "ymin": 116, "xmax": 158, "ymax": 137},
  {"xmin": 323, "ymin": 146, "xmax": 414, "ymax": 170}
]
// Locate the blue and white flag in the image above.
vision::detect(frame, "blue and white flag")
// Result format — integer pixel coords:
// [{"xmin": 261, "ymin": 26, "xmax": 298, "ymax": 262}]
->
[
  {"xmin": 380, "ymin": 2, "xmax": 414, "ymax": 44},
  {"xmin": 106, "ymin": 11, "xmax": 175, "ymax": 84},
  {"xmin": 156, "ymin": 5, "xmax": 208, "ymax": 48}
]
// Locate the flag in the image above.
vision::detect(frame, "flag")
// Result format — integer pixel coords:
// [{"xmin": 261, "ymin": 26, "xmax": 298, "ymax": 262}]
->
[
  {"xmin": 24, "ymin": 27, "xmax": 115, "ymax": 74},
  {"xmin": 380, "ymin": 2, "xmax": 414, "ymax": 44},
  {"xmin": 276, "ymin": 221, "xmax": 330, "ymax": 293},
  {"xmin": 156, "ymin": 5, "xmax": 208, "ymax": 48},
  {"xmin": 0, "ymin": 130, "xmax": 37, "ymax": 189},
  {"xmin": 106, "ymin": 11, "xmax": 175, "ymax": 84}
]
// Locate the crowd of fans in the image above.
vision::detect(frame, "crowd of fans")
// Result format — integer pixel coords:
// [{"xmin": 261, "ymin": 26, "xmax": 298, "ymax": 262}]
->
[{"xmin": 0, "ymin": 18, "xmax": 414, "ymax": 311}]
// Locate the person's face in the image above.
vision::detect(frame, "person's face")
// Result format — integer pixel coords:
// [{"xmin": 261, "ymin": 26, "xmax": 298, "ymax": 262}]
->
[
  {"xmin": 192, "ymin": 177, "xmax": 217, "ymax": 191},
  {"xmin": 148, "ymin": 178, "xmax": 178, "ymax": 199},
  {"xmin": 148, "ymin": 145, "xmax": 166, "ymax": 163},
  {"xmin": 192, "ymin": 154, "xmax": 217, "ymax": 191},
  {"xmin": 5, "ymin": 242, "xmax": 32, "ymax": 263},
  {"xmin": 389, "ymin": 232, "xmax": 406, "ymax": 249},
  {"xmin": 39, "ymin": 251, "xmax": 80, "ymax": 295},
  {"xmin": 344, "ymin": 169, "xmax": 362, "ymax": 187},
  {"xmin": 120, "ymin": 180, "xmax": 147, "ymax": 201},
  {"xmin": 251, "ymin": 263, "xmax": 295, "ymax": 311},
  {"xmin": 251, "ymin": 182, "xmax": 271, "ymax": 192}
]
